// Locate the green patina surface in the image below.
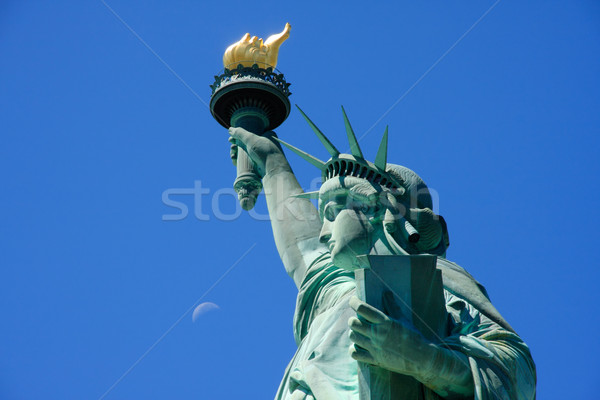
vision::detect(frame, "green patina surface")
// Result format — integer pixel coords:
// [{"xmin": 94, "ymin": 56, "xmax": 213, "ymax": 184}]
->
[{"xmin": 212, "ymin": 68, "xmax": 536, "ymax": 399}]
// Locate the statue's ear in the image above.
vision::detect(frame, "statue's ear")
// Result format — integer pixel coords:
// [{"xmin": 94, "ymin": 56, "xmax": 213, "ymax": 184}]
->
[{"xmin": 439, "ymin": 215, "xmax": 450, "ymax": 249}]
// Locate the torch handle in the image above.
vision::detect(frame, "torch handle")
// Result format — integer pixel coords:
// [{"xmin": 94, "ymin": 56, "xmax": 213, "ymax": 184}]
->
[
  {"xmin": 231, "ymin": 110, "xmax": 268, "ymax": 211},
  {"xmin": 233, "ymin": 146, "xmax": 262, "ymax": 211}
]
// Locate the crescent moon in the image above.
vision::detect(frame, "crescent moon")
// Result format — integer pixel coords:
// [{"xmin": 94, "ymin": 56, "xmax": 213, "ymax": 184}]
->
[{"xmin": 192, "ymin": 302, "xmax": 220, "ymax": 322}]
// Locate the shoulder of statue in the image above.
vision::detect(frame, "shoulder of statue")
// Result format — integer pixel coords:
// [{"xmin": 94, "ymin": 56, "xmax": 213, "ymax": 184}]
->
[
  {"xmin": 437, "ymin": 258, "xmax": 516, "ymax": 333},
  {"xmin": 436, "ymin": 258, "xmax": 490, "ymax": 298}
]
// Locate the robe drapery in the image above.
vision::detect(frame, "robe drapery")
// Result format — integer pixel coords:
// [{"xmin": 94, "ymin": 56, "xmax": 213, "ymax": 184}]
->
[{"xmin": 275, "ymin": 253, "xmax": 536, "ymax": 400}]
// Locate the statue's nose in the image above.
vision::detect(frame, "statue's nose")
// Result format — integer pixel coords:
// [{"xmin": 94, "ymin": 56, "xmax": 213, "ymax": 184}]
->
[{"xmin": 319, "ymin": 219, "xmax": 332, "ymax": 244}]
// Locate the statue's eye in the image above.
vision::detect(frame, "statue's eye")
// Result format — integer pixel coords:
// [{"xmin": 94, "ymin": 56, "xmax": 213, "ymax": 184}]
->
[
  {"xmin": 358, "ymin": 204, "xmax": 383, "ymax": 223},
  {"xmin": 370, "ymin": 205, "xmax": 384, "ymax": 222},
  {"xmin": 323, "ymin": 203, "xmax": 341, "ymax": 222},
  {"xmin": 357, "ymin": 203, "xmax": 380, "ymax": 216}
]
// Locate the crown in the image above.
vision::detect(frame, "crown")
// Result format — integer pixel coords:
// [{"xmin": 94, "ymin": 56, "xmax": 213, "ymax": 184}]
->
[{"xmin": 274, "ymin": 105, "xmax": 405, "ymax": 199}]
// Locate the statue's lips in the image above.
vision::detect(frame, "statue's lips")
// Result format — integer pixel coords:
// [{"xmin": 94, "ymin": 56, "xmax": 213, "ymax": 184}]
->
[{"xmin": 328, "ymin": 240, "xmax": 336, "ymax": 253}]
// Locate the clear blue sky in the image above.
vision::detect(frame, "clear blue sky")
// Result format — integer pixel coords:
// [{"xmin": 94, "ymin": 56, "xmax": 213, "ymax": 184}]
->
[{"xmin": 1, "ymin": 1, "xmax": 599, "ymax": 399}]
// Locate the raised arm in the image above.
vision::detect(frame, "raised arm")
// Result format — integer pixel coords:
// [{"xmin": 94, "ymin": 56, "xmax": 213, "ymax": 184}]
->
[{"xmin": 229, "ymin": 127, "xmax": 327, "ymax": 289}]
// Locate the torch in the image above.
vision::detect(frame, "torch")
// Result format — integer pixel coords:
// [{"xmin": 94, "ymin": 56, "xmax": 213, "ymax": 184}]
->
[{"xmin": 210, "ymin": 23, "xmax": 292, "ymax": 210}]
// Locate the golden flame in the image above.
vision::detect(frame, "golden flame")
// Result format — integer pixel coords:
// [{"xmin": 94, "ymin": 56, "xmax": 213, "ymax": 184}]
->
[{"xmin": 223, "ymin": 23, "xmax": 291, "ymax": 69}]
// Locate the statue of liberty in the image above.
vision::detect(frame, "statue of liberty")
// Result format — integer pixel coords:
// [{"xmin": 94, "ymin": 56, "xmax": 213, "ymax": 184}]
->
[{"xmin": 213, "ymin": 24, "xmax": 536, "ymax": 400}]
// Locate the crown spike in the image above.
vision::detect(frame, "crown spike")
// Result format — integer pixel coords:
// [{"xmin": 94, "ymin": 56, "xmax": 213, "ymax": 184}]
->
[
  {"xmin": 291, "ymin": 191, "xmax": 320, "ymax": 199},
  {"xmin": 296, "ymin": 105, "xmax": 340, "ymax": 157},
  {"xmin": 374, "ymin": 126, "xmax": 388, "ymax": 170},
  {"xmin": 273, "ymin": 137, "xmax": 326, "ymax": 170},
  {"xmin": 341, "ymin": 106, "xmax": 363, "ymax": 158}
]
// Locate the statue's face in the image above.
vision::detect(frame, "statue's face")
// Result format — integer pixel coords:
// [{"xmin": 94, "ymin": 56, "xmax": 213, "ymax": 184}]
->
[{"xmin": 318, "ymin": 178, "xmax": 385, "ymax": 270}]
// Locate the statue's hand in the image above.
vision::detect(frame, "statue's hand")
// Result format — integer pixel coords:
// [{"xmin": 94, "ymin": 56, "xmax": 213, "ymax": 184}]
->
[
  {"xmin": 228, "ymin": 127, "xmax": 287, "ymax": 178},
  {"xmin": 348, "ymin": 293, "xmax": 437, "ymax": 379}
]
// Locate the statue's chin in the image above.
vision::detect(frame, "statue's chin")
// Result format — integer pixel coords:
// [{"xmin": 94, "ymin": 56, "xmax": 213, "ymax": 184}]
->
[{"xmin": 331, "ymin": 249, "xmax": 361, "ymax": 271}]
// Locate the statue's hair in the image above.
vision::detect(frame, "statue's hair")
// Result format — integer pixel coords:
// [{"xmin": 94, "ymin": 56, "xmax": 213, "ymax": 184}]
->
[
  {"xmin": 318, "ymin": 165, "xmax": 434, "ymax": 210},
  {"xmin": 319, "ymin": 176, "xmax": 380, "ymax": 204},
  {"xmin": 386, "ymin": 164, "xmax": 448, "ymax": 255},
  {"xmin": 386, "ymin": 164, "xmax": 433, "ymax": 210}
]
